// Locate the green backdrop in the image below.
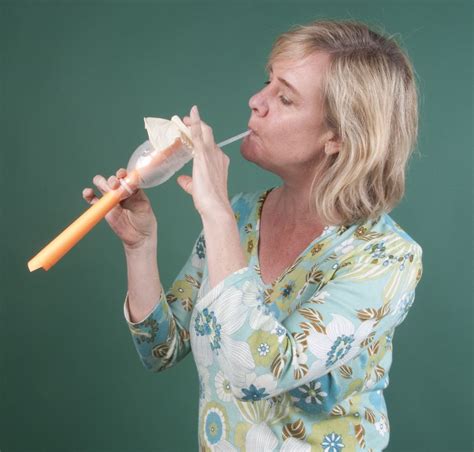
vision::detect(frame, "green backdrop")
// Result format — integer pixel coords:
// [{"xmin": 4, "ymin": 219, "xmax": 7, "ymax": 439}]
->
[{"xmin": 1, "ymin": 1, "xmax": 472, "ymax": 451}]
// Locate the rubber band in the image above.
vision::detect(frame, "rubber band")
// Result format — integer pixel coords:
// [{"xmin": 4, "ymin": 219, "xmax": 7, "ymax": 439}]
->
[{"xmin": 119, "ymin": 178, "xmax": 135, "ymax": 195}]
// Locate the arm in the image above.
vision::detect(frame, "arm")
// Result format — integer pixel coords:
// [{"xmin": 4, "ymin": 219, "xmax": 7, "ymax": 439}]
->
[
  {"xmin": 124, "ymin": 239, "xmax": 162, "ymax": 323},
  {"xmin": 123, "ymin": 229, "xmax": 206, "ymax": 372},
  {"xmin": 123, "ymin": 193, "xmax": 245, "ymax": 372},
  {"xmin": 201, "ymin": 207, "xmax": 247, "ymax": 290},
  {"xmin": 192, "ymin": 234, "xmax": 423, "ymax": 401},
  {"xmin": 177, "ymin": 105, "xmax": 248, "ymax": 291},
  {"xmin": 123, "ymin": 102, "xmax": 250, "ymax": 372}
]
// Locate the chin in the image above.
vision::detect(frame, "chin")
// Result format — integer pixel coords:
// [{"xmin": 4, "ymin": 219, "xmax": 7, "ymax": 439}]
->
[
  {"xmin": 240, "ymin": 134, "xmax": 279, "ymax": 175},
  {"xmin": 240, "ymin": 140, "xmax": 256, "ymax": 163},
  {"xmin": 241, "ymin": 143, "xmax": 277, "ymax": 175}
]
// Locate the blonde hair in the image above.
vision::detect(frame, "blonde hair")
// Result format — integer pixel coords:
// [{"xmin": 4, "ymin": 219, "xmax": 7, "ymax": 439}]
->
[{"xmin": 266, "ymin": 19, "xmax": 420, "ymax": 227}]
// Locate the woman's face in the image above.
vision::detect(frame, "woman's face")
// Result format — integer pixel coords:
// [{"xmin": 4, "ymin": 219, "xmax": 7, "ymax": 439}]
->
[{"xmin": 241, "ymin": 52, "xmax": 335, "ymax": 178}]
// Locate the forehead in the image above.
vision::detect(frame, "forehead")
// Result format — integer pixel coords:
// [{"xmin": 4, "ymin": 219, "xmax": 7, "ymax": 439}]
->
[{"xmin": 270, "ymin": 52, "xmax": 331, "ymax": 100}]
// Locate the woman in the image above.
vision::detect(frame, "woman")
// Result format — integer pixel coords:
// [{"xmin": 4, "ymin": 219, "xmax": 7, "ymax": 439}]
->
[{"xmin": 83, "ymin": 19, "xmax": 423, "ymax": 451}]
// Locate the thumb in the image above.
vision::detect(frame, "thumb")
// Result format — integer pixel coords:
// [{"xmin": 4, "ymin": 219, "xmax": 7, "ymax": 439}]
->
[{"xmin": 177, "ymin": 175, "xmax": 193, "ymax": 195}]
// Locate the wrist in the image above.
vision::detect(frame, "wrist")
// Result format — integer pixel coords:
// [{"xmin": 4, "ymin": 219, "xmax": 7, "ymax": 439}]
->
[
  {"xmin": 123, "ymin": 237, "xmax": 157, "ymax": 256},
  {"xmin": 200, "ymin": 204, "xmax": 236, "ymax": 225}
]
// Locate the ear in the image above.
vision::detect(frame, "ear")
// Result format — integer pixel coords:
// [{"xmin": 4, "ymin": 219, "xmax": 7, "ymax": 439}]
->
[
  {"xmin": 321, "ymin": 127, "xmax": 341, "ymax": 155},
  {"xmin": 324, "ymin": 139, "xmax": 341, "ymax": 155}
]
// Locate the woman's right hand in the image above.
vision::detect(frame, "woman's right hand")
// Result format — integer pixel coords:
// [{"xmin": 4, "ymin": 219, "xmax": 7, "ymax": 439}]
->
[{"xmin": 82, "ymin": 168, "xmax": 158, "ymax": 249}]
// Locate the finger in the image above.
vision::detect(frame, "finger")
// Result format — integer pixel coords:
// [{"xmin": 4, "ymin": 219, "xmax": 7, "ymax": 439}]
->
[
  {"xmin": 93, "ymin": 175, "xmax": 110, "ymax": 194},
  {"xmin": 201, "ymin": 122, "xmax": 215, "ymax": 147},
  {"xmin": 176, "ymin": 175, "xmax": 193, "ymax": 195},
  {"xmin": 182, "ymin": 116, "xmax": 191, "ymax": 126},
  {"xmin": 82, "ymin": 187, "xmax": 93, "ymax": 200},
  {"xmin": 116, "ymin": 168, "xmax": 127, "ymax": 178},
  {"xmin": 190, "ymin": 105, "xmax": 203, "ymax": 145},
  {"xmin": 108, "ymin": 175, "xmax": 120, "ymax": 189},
  {"xmin": 190, "ymin": 106, "xmax": 216, "ymax": 153},
  {"xmin": 82, "ymin": 188, "xmax": 99, "ymax": 205}
]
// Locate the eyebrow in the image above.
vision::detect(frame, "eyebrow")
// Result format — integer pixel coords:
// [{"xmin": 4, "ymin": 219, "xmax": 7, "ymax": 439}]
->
[{"xmin": 269, "ymin": 67, "xmax": 302, "ymax": 99}]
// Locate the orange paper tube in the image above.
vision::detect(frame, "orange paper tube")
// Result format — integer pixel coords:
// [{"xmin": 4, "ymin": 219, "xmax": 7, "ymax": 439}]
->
[{"xmin": 28, "ymin": 137, "xmax": 185, "ymax": 272}]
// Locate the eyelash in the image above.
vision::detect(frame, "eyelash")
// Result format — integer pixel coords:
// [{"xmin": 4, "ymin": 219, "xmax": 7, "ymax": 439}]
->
[{"xmin": 264, "ymin": 80, "xmax": 292, "ymax": 106}]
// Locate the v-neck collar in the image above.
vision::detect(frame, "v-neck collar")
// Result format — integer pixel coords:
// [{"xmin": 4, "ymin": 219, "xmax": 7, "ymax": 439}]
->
[{"xmin": 251, "ymin": 186, "xmax": 338, "ymax": 288}]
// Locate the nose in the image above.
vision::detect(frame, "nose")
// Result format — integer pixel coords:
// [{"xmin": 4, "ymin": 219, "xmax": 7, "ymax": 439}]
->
[{"xmin": 248, "ymin": 86, "xmax": 269, "ymax": 117}]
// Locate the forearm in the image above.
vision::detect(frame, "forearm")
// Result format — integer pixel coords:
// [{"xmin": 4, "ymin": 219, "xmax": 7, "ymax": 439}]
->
[
  {"xmin": 201, "ymin": 207, "xmax": 247, "ymax": 289},
  {"xmin": 124, "ymin": 239, "xmax": 162, "ymax": 323}
]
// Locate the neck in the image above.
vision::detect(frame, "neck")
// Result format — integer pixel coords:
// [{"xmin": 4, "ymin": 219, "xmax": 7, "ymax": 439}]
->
[{"xmin": 270, "ymin": 179, "xmax": 322, "ymax": 227}]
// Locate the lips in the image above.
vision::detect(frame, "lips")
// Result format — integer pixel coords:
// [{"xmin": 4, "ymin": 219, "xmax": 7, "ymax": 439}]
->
[{"xmin": 245, "ymin": 129, "xmax": 261, "ymax": 146}]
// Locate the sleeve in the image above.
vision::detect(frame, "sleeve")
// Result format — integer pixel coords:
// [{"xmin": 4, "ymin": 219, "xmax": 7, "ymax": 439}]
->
[
  {"xmin": 123, "ymin": 229, "xmax": 206, "ymax": 372},
  {"xmin": 123, "ymin": 192, "xmax": 244, "ymax": 372},
  {"xmin": 191, "ymin": 235, "xmax": 423, "ymax": 401}
]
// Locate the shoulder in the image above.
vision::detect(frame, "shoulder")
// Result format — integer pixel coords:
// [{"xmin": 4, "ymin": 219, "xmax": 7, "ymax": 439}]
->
[
  {"xmin": 346, "ymin": 212, "xmax": 423, "ymax": 273},
  {"xmin": 377, "ymin": 213, "xmax": 423, "ymax": 257},
  {"xmin": 330, "ymin": 213, "xmax": 424, "ymax": 295}
]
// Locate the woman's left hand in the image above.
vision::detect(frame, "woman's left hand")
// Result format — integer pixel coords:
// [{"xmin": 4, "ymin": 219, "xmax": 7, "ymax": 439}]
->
[{"xmin": 177, "ymin": 105, "xmax": 232, "ymax": 218}]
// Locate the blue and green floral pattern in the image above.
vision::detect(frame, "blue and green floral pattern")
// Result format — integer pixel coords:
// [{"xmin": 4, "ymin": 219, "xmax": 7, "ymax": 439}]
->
[{"xmin": 124, "ymin": 187, "xmax": 423, "ymax": 451}]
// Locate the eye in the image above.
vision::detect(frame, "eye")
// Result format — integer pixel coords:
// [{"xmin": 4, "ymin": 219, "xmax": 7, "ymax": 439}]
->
[{"xmin": 263, "ymin": 80, "xmax": 293, "ymax": 106}]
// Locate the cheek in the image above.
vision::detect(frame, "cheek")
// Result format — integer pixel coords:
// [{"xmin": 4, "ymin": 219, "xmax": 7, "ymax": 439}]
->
[
  {"xmin": 241, "ymin": 111, "xmax": 323, "ymax": 165},
  {"xmin": 272, "ymin": 119, "xmax": 315, "ymax": 150}
]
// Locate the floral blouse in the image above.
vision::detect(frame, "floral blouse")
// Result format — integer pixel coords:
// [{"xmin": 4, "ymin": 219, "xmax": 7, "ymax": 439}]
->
[{"xmin": 123, "ymin": 187, "xmax": 423, "ymax": 451}]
